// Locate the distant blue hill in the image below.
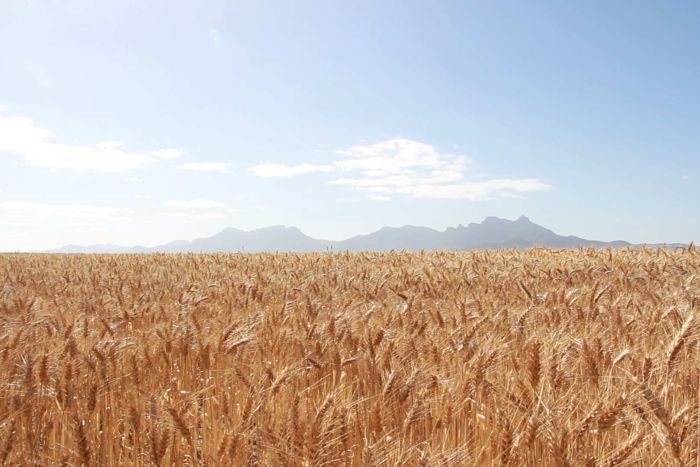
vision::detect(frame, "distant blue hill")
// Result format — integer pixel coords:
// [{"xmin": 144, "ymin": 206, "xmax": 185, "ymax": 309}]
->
[{"xmin": 48, "ymin": 216, "xmax": 683, "ymax": 253}]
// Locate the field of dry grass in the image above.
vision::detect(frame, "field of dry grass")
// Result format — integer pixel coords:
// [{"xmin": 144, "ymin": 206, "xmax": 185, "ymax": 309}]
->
[{"xmin": 0, "ymin": 247, "xmax": 699, "ymax": 466}]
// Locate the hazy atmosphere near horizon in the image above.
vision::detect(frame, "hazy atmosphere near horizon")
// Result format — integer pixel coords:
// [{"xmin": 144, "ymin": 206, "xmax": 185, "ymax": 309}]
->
[{"xmin": 1, "ymin": 0, "xmax": 698, "ymax": 251}]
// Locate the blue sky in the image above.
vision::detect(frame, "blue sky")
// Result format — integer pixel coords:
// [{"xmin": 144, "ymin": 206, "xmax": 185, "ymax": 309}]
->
[{"xmin": 0, "ymin": 0, "xmax": 698, "ymax": 250}]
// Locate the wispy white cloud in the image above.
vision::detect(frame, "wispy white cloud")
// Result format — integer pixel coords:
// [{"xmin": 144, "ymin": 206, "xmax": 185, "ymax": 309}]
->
[
  {"xmin": 387, "ymin": 178, "xmax": 550, "ymax": 200},
  {"xmin": 681, "ymin": 175, "xmax": 690, "ymax": 181},
  {"xmin": 195, "ymin": 212, "xmax": 226, "ymax": 219},
  {"xmin": 176, "ymin": 161, "xmax": 233, "ymax": 173},
  {"xmin": 164, "ymin": 199, "xmax": 225, "ymax": 209},
  {"xmin": 0, "ymin": 221, "xmax": 41, "ymax": 227},
  {"xmin": 250, "ymin": 163, "xmax": 334, "ymax": 177},
  {"xmin": 209, "ymin": 29, "xmax": 224, "ymax": 48},
  {"xmin": 0, "ymin": 110, "xmax": 182, "ymax": 171},
  {"xmin": 250, "ymin": 139, "xmax": 550, "ymax": 200}
]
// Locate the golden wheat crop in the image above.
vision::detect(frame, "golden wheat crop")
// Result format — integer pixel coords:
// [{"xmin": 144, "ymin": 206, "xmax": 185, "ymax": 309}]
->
[{"xmin": 0, "ymin": 247, "xmax": 699, "ymax": 466}]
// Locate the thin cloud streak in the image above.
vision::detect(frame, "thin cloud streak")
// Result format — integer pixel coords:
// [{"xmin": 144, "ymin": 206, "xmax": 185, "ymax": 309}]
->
[
  {"xmin": 0, "ymin": 201, "xmax": 130, "ymax": 223},
  {"xmin": 163, "ymin": 212, "xmax": 227, "ymax": 220},
  {"xmin": 176, "ymin": 162, "xmax": 234, "ymax": 173},
  {"xmin": 250, "ymin": 163, "xmax": 334, "ymax": 177},
  {"xmin": 164, "ymin": 199, "xmax": 225, "ymax": 209}
]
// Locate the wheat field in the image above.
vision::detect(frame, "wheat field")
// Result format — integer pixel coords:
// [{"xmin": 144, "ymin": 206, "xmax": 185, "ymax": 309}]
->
[{"xmin": 0, "ymin": 247, "xmax": 698, "ymax": 466}]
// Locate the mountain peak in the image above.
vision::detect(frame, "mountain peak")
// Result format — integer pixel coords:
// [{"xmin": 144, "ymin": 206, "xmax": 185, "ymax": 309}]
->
[
  {"xmin": 482, "ymin": 216, "xmax": 510, "ymax": 224},
  {"xmin": 481, "ymin": 215, "xmax": 531, "ymax": 225},
  {"xmin": 48, "ymin": 216, "xmax": 645, "ymax": 253}
]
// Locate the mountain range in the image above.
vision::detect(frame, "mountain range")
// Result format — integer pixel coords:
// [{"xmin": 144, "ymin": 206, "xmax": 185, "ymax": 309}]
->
[{"xmin": 48, "ymin": 216, "xmax": 682, "ymax": 253}]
